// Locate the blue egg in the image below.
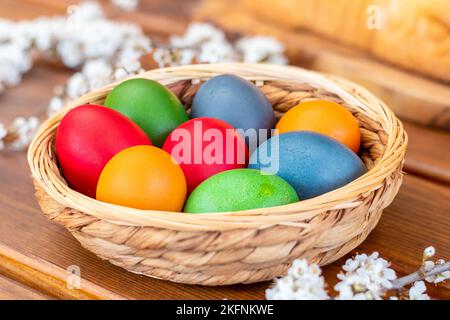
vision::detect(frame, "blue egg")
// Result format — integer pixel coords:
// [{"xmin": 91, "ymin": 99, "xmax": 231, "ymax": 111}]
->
[
  {"xmin": 248, "ymin": 131, "xmax": 367, "ymax": 199},
  {"xmin": 191, "ymin": 74, "xmax": 275, "ymax": 145}
]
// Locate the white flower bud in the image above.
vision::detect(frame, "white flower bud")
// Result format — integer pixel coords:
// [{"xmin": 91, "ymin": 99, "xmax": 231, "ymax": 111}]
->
[
  {"xmin": 423, "ymin": 246, "xmax": 436, "ymax": 260},
  {"xmin": 111, "ymin": 0, "xmax": 139, "ymax": 12}
]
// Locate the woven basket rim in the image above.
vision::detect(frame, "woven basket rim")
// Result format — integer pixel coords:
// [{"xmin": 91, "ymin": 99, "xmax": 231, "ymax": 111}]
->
[{"xmin": 28, "ymin": 63, "xmax": 407, "ymax": 231}]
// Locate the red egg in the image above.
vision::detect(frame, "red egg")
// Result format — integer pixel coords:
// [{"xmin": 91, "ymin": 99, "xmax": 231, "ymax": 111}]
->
[
  {"xmin": 163, "ymin": 117, "xmax": 248, "ymax": 193},
  {"xmin": 56, "ymin": 104, "xmax": 152, "ymax": 198}
]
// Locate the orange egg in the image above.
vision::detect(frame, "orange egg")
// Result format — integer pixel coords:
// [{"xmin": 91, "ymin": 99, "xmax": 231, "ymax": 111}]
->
[
  {"xmin": 276, "ymin": 100, "xmax": 361, "ymax": 152},
  {"xmin": 96, "ymin": 145, "xmax": 187, "ymax": 211}
]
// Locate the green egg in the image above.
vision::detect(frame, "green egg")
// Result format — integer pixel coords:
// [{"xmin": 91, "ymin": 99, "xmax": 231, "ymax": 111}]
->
[
  {"xmin": 184, "ymin": 169, "xmax": 299, "ymax": 213},
  {"xmin": 105, "ymin": 78, "xmax": 189, "ymax": 147}
]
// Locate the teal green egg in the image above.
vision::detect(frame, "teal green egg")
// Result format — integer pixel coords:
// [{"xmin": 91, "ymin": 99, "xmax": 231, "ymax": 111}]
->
[
  {"xmin": 105, "ymin": 78, "xmax": 189, "ymax": 147},
  {"xmin": 184, "ymin": 169, "xmax": 299, "ymax": 213}
]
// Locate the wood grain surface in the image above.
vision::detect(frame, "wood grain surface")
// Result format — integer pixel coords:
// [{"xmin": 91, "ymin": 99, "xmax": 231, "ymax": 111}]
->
[
  {"xmin": 0, "ymin": 0, "xmax": 449, "ymax": 300},
  {"xmin": 195, "ymin": 0, "xmax": 450, "ymax": 130},
  {"xmin": 0, "ymin": 275, "xmax": 51, "ymax": 300}
]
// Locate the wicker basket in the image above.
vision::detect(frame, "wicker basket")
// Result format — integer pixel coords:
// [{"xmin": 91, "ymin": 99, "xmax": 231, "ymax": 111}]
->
[{"xmin": 28, "ymin": 64, "xmax": 407, "ymax": 286}]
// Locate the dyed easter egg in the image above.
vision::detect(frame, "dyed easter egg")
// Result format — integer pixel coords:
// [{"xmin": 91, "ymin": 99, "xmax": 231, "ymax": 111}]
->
[
  {"xmin": 184, "ymin": 169, "xmax": 299, "ymax": 213},
  {"xmin": 162, "ymin": 117, "xmax": 249, "ymax": 193},
  {"xmin": 276, "ymin": 100, "xmax": 361, "ymax": 152},
  {"xmin": 105, "ymin": 78, "xmax": 189, "ymax": 147},
  {"xmin": 96, "ymin": 146, "xmax": 187, "ymax": 211},
  {"xmin": 191, "ymin": 75, "xmax": 275, "ymax": 144},
  {"xmin": 56, "ymin": 105, "xmax": 151, "ymax": 198},
  {"xmin": 248, "ymin": 132, "xmax": 367, "ymax": 200}
]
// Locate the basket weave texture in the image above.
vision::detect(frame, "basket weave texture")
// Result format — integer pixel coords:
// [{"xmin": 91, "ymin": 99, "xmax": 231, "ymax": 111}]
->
[{"xmin": 28, "ymin": 64, "xmax": 407, "ymax": 286}]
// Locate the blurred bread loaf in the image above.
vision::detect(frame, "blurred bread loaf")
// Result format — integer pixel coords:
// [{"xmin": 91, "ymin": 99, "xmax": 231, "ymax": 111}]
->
[{"xmin": 234, "ymin": 0, "xmax": 450, "ymax": 82}]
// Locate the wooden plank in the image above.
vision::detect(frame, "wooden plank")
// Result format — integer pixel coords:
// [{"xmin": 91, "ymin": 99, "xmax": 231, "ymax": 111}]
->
[
  {"xmin": 195, "ymin": 0, "xmax": 450, "ymax": 131},
  {"xmin": 404, "ymin": 123, "xmax": 450, "ymax": 185},
  {"xmin": 0, "ymin": 274, "xmax": 51, "ymax": 300},
  {"xmin": 0, "ymin": 244, "xmax": 126, "ymax": 300}
]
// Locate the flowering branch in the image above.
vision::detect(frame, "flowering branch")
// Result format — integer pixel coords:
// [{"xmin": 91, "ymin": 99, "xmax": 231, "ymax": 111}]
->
[
  {"xmin": 0, "ymin": 1, "xmax": 149, "ymax": 150},
  {"xmin": 391, "ymin": 246, "xmax": 450, "ymax": 292},
  {"xmin": 152, "ymin": 23, "xmax": 287, "ymax": 68},
  {"xmin": 391, "ymin": 261, "xmax": 450, "ymax": 290},
  {"xmin": 267, "ymin": 247, "xmax": 450, "ymax": 300},
  {"xmin": 0, "ymin": 117, "xmax": 39, "ymax": 151},
  {"xmin": 110, "ymin": 0, "xmax": 139, "ymax": 12}
]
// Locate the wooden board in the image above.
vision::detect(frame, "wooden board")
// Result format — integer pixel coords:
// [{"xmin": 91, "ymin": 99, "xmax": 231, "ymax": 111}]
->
[
  {"xmin": 0, "ymin": 0, "xmax": 449, "ymax": 300},
  {"xmin": 403, "ymin": 123, "xmax": 450, "ymax": 185},
  {"xmin": 195, "ymin": 0, "xmax": 450, "ymax": 131},
  {"xmin": 0, "ymin": 275, "xmax": 51, "ymax": 300}
]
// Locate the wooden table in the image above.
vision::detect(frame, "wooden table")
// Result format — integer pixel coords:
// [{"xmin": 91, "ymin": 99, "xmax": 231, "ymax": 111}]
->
[{"xmin": 0, "ymin": 0, "xmax": 449, "ymax": 300}]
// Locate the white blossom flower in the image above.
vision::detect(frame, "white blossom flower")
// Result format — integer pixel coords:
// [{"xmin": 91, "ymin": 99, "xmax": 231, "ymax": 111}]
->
[
  {"xmin": 435, "ymin": 271, "xmax": 450, "ymax": 284},
  {"xmin": 152, "ymin": 47, "xmax": 196, "ymax": 68},
  {"xmin": 113, "ymin": 68, "xmax": 130, "ymax": 81},
  {"xmin": 409, "ymin": 281, "xmax": 430, "ymax": 300},
  {"xmin": 25, "ymin": 18, "xmax": 62, "ymax": 52},
  {"xmin": 156, "ymin": 23, "xmax": 231, "ymax": 67},
  {"xmin": 0, "ymin": 43, "xmax": 32, "ymax": 87},
  {"xmin": 6, "ymin": 116, "xmax": 40, "ymax": 151},
  {"xmin": 111, "ymin": 0, "xmax": 139, "ymax": 12},
  {"xmin": 335, "ymin": 252, "xmax": 397, "ymax": 300},
  {"xmin": 57, "ymin": 41, "xmax": 84, "ymax": 68},
  {"xmin": 154, "ymin": 22, "xmax": 288, "ymax": 68},
  {"xmin": 177, "ymin": 48, "xmax": 197, "ymax": 66},
  {"xmin": 117, "ymin": 59, "xmax": 142, "ymax": 74},
  {"xmin": 0, "ymin": 19, "xmax": 13, "ymax": 41},
  {"xmin": 66, "ymin": 73, "xmax": 89, "ymax": 100},
  {"xmin": 170, "ymin": 23, "xmax": 226, "ymax": 48},
  {"xmin": 423, "ymin": 246, "xmax": 436, "ymax": 260},
  {"xmin": 0, "ymin": 123, "xmax": 7, "ymax": 150},
  {"xmin": 335, "ymin": 273, "xmax": 380, "ymax": 300},
  {"xmin": 52, "ymin": 58, "xmax": 143, "ymax": 112},
  {"xmin": 198, "ymin": 40, "xmax": 236, "ymax": 64},
  {"xmin": 423, "ymin": 260, "xmax": 435, "ymax": 272},
  {"xmin": 47, "ymin": 97, "xmax": 65, "ymax": 117},
  {"xmin": 82, "ymin": 60, "xmax": 113, "ymax": 89},
  {"xmin": 152, "ymin": 48, "xmax": 173, "ymax": 68},
  {"xmin": 0, "ymin": 1, "xmax": 150, "ymax": 96},
  {"xmin": 424, "ymin": 259, "xmax": 450, "ymax": 284},
  {"xmin": 266, "ymin": 259, "xmax": 329, "ymax": 300},
  {"xmin": 70, "ymin": 1, "xmax": 104, "ymax": 22},
  {"xmin": 236, "ymin": 36, "xmax": 287, "ymax": 64}
]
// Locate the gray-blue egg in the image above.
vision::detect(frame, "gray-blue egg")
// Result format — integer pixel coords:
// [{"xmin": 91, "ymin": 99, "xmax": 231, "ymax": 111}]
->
[
  {"xmin": 191, "ymin": 75, "xmax": 275, "ymax": 144},
  {"xmin": 248, "ymin": 131, "xmax": 367, "ymax": 199}
]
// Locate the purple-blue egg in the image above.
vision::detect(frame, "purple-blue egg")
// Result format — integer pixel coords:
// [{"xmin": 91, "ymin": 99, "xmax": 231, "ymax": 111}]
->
[
  {"xmin": 191, "ymin": 75, "xmax": 275, "ymax": 146},
  {"xmin": 248, "ymin": 131, "xmax": 367, "ymax": 200}
]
